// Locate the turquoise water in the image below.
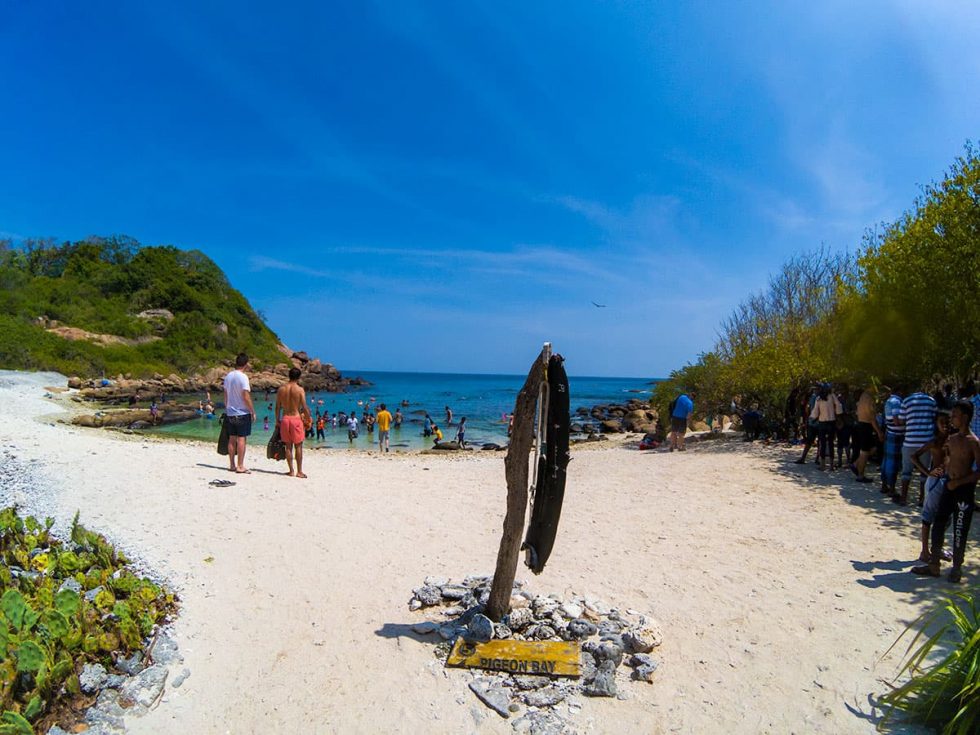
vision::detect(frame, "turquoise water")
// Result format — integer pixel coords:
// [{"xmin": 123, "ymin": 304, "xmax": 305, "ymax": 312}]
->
[{"xmin": 148, "ymin": 370, "xmax": 658, "ymax": 451}]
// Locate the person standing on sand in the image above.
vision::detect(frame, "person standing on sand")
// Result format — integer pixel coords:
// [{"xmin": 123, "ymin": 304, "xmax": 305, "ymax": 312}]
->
[
  {"xmin": 275, "ymin": 367, "xmax": 310, "ymax": 478},
  {"xmin": 880, "ymin": 387, "xmax": 905, "ymax": 498},
  {"xmin": 894, "ymin": 388, "xmax": 937, "ymax": 505},
  {"xmin": 911, "ymin": 413, "xmax": 950, "ymax": 563},
  {"xmin": 850, "ymin": 387, "xmax": 882, "ymax": 482},
  {"xmin": 669, "ymin": 391, "xmax": 694, "ymax": 451},
  {"xmin": 794, "ymin": 385, "xmax": 820, "ymax": 465},
  {"xmin": 224, "ymin": 353, "xmax": 256, "ymax": 474},
  {"xmin": 376, "ymin": 403, "xmax": 393, "ymax": 453},
  {"xmin": 913, "ymin": 400, "xmax": 980, "ymax": 583},
  {"xmin": 809, "ymin": 383, "xmax": 842, "ymax": 471}
]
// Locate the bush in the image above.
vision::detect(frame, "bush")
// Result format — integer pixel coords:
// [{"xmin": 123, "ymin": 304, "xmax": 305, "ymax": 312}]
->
[{"xmin": 879, "ymin": 587, "xmax": 980, "ymax": 734}]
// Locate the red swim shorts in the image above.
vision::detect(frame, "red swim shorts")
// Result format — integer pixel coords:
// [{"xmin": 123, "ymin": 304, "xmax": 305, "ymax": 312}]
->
[{"xmin": 279, "ymin": 415, "xmax": 305, "ymax": 445}]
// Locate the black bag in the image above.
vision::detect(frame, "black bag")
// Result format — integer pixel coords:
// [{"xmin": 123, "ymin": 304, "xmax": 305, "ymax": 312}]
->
[
  {"xmin": 217, "ymin": 414, "xmax": 229, "ymax": 455},
  {"xmin": 267, "ymin": 426, "xmax": 287, "ymax": 461}
]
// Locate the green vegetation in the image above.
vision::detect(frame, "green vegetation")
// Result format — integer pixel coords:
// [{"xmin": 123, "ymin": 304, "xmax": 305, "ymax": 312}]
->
[
  {"xmin": 654, "ymin": 144, "xmax": 980, "ymax": 419},
  {"xmin": 0, "ymin": 507, "xmax": 176, "ymax": 734},
  {"xmin": 0, "ymin": 235, "xmax": 285, "ymax": 377},
  {"xmin": 879, "ymin": 587, "xmax": 980, "ymax": 734}
]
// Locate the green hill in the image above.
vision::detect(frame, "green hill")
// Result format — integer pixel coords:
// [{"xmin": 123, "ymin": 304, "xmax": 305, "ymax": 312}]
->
[{"xmin": 0, "ymin": 235, "xmax": 286, "ymax": 378}]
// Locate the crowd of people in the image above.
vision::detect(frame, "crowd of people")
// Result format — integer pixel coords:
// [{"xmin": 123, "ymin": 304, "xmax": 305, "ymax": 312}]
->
[
  {"xmin": 786, "ymin": 381, "xmax": 980, "ymax": 583},
  {"xmin": 219, "ymin": 354, "xmax": 482, "ymax": 481}
]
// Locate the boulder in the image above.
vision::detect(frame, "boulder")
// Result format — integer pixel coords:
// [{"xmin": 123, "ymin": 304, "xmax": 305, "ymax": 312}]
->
[
  {"xmin": 79, "ymin": 663, "xmax": 108, "ymax": 694},
  {"xmin": 413, "ymin": 585, "xmax": 442, "ymax": 607},
  {"xmin": 566, "ymin": 618, "xmax": 598, "ymax": 640},
  {"xmin": 136, "ymin": 309, "xmax": 174, "ymax": 321},
  {"xmin": 292, "ymin": 351, "xmax": 310, "ymax": 363},
  {"xmin": 506, "ymin": 607, "xmax": 534, "ymax": 631},
  {"xmin": 623, "ymin": 620, "xmax": 664, "ymax": 653},
  {"xmin": 600, "ymin": 420, "xmax": 623, "ymax": 434},
  {"xmin": 584, "ymin": 660, "xmax": 617, "ymax": 697},
  {"xmin": 464, "ymin": 614, "xmax": 495, "ymax": 643},
  {"xmin": 68, "ymin": 376, "xmax": 82, "ymax": 389}
]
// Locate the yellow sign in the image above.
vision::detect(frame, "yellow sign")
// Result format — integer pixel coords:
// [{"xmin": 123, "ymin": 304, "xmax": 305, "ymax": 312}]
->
[{"xmin": 446, "ymin": 638, "xmax": 580, "ymax": 677}]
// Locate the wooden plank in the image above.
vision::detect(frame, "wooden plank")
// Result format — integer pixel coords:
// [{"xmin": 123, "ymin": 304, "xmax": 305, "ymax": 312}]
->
[{"xmin": 446, "ymin": 638, "xmax": 580, "ymax": 677}]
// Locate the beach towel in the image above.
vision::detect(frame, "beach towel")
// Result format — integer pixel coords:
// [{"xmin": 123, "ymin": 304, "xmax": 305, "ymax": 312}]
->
[
  {"xmin": 216, "ymin": 414, "xmax": 229, "ymax": 455},
  {"xmin": 266, "ymin": 426, "xmax": 287, "ymax": 461}
]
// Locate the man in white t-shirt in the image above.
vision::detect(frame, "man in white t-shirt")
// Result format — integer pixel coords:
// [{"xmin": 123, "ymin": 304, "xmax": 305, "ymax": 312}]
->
[{"xmin": 223, "ymin": 353, "xmax": 256, "ymax": 473}]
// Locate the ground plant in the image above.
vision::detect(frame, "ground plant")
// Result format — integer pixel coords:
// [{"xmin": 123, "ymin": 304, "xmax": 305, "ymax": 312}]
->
[
  {"xmin": 0, "ymin": 507, "xmax": 176, "ymax": 734},
  {"xmin": 879, "ymin": 587, "xmax": 980, "ymax": 734}
]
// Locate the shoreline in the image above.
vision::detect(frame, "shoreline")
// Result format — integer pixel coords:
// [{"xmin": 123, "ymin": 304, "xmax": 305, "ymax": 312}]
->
[
  {"xmin": 42, "ymin": 371, "xmax": 654, "ymax": 456},
  {"xmin": 0, "ymin": 368, "xmax": 947, "ymax": 733}
]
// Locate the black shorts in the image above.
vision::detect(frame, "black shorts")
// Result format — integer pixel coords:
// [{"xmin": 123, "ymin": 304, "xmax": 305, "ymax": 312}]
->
[
  {"xmin": 671, "ymin": 417, "xmax": 687, "ymax": 433},
  {"xmin": 856, "ymin": 421, "xmax": 876, "ymax": 452},
  {"xmin": 226, "ymin": 414, "xmax": 252, "ymax": 437}
]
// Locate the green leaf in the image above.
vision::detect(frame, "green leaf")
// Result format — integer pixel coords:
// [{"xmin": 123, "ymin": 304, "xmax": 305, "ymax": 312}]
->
[
  {"xmin": 15, "ymin": 640, "xmax": 44, "ymax": 673},
  {"xmin": 21, "ymin": 606, "xmax": 39, "ymax": 633},
  {"xmin": 93, "ymin": 588, "xmax": 115, "ymax": 610},
  {"xmin": 120, "ymin": 618, "xmax": 140, "ymax": 649},
  {"xmin": 54, "ymin": 589, "xmax": 79, "ymax": 617},
  {"xmin": 23, "ymin": 695, "xmax": 42, "ymax": 721},
  {"xmin": 41, "ymin": 610, "xmax": 69, "ymax": 640},
  {"xmin": 0, "ymin": 711, "xmax": 33, "ymax": 735},
  {"xmin": 65, "ymin": 673, "xmax": 80, "ymax": 696},
  {"xmin": 0, "ymin": 590, "xmax": 26, "ymax": 630}
]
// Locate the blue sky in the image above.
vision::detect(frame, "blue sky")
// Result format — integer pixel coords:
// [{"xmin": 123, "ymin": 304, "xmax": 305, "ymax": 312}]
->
[{"xmin": 2, "ymin": 2, "xmax": 978, "ymax": 376}]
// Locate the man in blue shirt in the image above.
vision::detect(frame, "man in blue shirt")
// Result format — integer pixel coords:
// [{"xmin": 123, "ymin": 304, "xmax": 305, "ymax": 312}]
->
[
  {"xmin": 669, "ymin": 392, "xmax": 694, "ymax": 451},
  {"xmin": 880, "ymin": 387, "xmax": 905, "ymax": 497}
]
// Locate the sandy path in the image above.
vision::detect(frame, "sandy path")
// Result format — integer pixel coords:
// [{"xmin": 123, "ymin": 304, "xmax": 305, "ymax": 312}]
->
[{"xmin": 0, "ymin": 372, "xmax": 959, "ymax": 734}]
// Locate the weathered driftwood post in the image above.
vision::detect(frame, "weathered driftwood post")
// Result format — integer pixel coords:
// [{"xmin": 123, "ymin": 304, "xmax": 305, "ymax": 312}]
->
[{"xmin": 486, "ymin": 344, "xmax": 550, "ymax": 621}]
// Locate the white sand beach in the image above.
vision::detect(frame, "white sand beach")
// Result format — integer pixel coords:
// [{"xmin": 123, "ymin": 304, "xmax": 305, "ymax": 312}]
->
[{"xmin": 0, "ymin": 370, "xmax": 953, "ymax": 734}]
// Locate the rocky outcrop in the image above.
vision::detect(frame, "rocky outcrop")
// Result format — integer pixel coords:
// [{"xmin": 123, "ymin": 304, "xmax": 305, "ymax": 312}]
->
[
  {"xmin": 581, "ymin": 399, "xmax": 660, "ymax": 436},
  {"xmin": 46, "ymin": 325, "xmax": 161, "ymax": 347},
  {"xmin": 70, "ymin": 351, "xmax": 365, "ymax": 405}
]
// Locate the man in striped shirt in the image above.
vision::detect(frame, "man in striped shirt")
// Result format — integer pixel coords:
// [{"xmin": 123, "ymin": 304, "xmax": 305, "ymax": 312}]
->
[{"xmin": 896, "ymin": 389, "xmax": 938, "ymax": 505}]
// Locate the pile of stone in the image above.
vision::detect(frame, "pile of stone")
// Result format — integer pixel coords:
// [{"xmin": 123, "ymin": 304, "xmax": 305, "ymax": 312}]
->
[
  {"xmin": 49, "ymin": 628, "xmax": 189, "ymax": 735},
  {"xmin": 409, "ymin": 575, "xmax": 663, "ymax": 732}
]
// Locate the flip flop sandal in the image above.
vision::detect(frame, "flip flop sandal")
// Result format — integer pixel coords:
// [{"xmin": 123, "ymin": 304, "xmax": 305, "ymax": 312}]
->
[
  {"xmin": 209, "ymin": 479, "xmax": 237, "ymax": 488},
  {"xmin": 911, "ymin": 564, "xmax": 940, "ymax": 577}
]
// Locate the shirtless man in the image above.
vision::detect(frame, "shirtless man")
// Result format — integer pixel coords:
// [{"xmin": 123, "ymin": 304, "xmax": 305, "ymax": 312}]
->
[
  {"xmin": 275, "ymin": 367, "xmax": 310, "ymax": 478},
  {"xmin": 850, "ymin": 387, "xmax": 882, "ymax": 483},
  {"xmin": 913, "ymin": 400, "xmax": 980, "ymax": 582}
]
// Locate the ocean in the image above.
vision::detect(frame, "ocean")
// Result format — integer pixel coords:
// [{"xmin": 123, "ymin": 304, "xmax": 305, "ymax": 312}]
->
[{"xmin": 147, "ymin": 370, "xmax": 658, "ymax": 451}]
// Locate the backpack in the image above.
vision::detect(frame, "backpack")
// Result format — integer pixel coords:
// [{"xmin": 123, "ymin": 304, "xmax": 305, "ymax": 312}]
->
[{"xmin": 668, "ymin": 398, "xmax": 678, "ymax": 416}]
